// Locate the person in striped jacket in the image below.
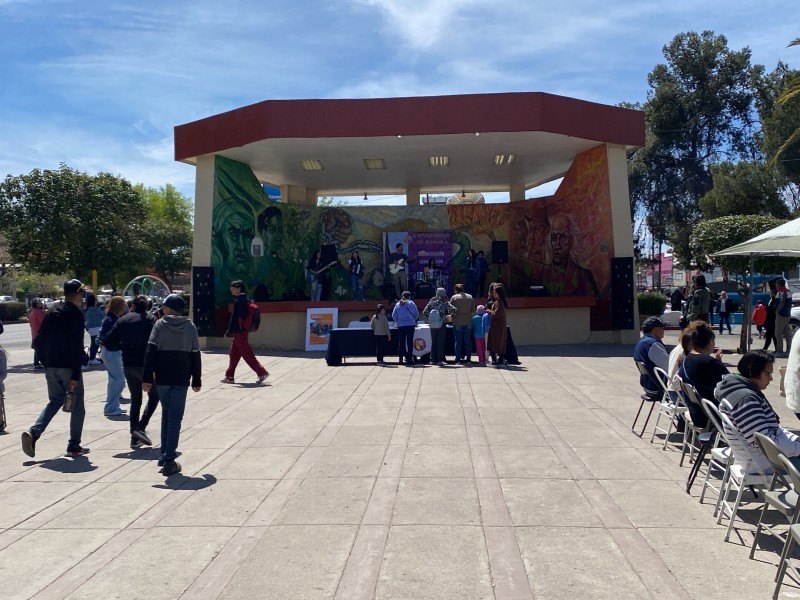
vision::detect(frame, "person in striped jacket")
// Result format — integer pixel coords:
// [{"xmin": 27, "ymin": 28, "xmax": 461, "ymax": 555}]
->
[{"xmin": 716, "ymin": 350, "xmax": 800, "ymax": 472}]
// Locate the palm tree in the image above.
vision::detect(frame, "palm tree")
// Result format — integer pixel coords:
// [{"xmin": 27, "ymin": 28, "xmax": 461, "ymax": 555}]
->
[{"xmin": 770, "ymin": 38, "xmax": 800, "ymax": 167}]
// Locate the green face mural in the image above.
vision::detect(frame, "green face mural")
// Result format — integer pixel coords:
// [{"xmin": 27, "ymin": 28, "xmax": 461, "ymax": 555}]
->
[{"xmin": 210, "ymin": 149, "xmax": 616, "ymax": 312}]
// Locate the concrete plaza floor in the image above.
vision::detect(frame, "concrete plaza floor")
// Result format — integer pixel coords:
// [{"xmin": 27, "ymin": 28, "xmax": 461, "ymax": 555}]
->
[{"xmin": 0, "ymin": 327, "xmax": 796, "ymax": 599}]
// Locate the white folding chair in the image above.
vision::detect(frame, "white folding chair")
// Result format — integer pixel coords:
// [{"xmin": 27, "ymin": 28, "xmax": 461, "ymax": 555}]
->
[
  {"xmin": 698, "ymin": 398, "xmax": 732, "ymax": 516},
  {"xmin": 649, "ymin": 367, "xmax": 689, "ymax": 449}
]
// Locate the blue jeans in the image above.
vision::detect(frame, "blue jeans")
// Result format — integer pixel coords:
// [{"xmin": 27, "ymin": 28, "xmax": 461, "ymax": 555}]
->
[
  {"xmin": 350, "ymin": 274, "xmax": 365, "ymax": 300},
  {"xmin": 718, "ymin": 312, "xmax": 732, "ymax": 333},
  {"xmin": 157, "ymin": 385, "xmax": 188, "ymax": 461},
  {"xmin": 311, "ymin": 279, "xmax": 322, "ymax": 301},
  {"xmin": 101, "ymin": 348, "xmax": 126, "ymax": 414},
  {"xmin": 454, "ymin": 325, "xmax": 473, "ymax": 361},
  {"xmin": 33, "ymin": 368, "xmax": 85, "ymax": 449}
]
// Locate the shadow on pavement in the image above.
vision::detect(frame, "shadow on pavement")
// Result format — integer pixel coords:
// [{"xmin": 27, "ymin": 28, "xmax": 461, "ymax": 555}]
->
[
  {"xmin": 36, "ymin": 455, "xmax": 97, "ymax": 474},
  {"xmin": 153, "ymin": 473, "xmax": 217, "ymax": 491}
]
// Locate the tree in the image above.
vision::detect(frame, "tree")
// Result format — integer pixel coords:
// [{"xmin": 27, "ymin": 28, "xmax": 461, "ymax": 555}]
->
[
  {"xmin": 0, "ymin": 165, "xmax": 149, "ymax": 281},
  {"xmin": 769, "ymin": 39, "xmax": 800, "ymax": 175},
  {"xmin": 629, "ymin": 31, "xmax": 761, "ymax": 267},
  {"xmin": 688, "ymin": 215, "xmax": 795, "ymax": 274},
  {"xmin": 135, "ymin": 184, "xmax": 193, "ymax": 285},
  {"xmin": 698, "ymin": 161, "xmax": 790, "ymax": 219}
]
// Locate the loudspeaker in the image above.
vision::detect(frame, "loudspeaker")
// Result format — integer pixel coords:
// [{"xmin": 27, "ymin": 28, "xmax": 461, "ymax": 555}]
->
[
  {"xmin": 491, "ymin": 241, "xmax": 508, "ymax": 264},
  {"xmin": 321, "ymin": 244, "xmax": 337, "ymax": 265},
  {"xmin": 192, "ymin": 266, "xmax": 216, "ymax": 337},
  {"xmin": 610, "ymin": 257, "xmax": 635, "ymax": 330}
]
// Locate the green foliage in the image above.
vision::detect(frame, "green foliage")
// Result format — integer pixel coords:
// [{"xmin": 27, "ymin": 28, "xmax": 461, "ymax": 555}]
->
[
  {"xmin": 688, "ymin": 215, "xmax": 796, "ymax": 273},
  {"xmin": 768, "ymin": 39, "xmax": 800, "ymax": 177},
  {"xmin": 0, "ymin": 302, "xmax": 27, "ymax": 320},
  {"xmin": 637, "ymin": 292, "xmax": 667, "ymax": 316},
  {"xmin": 758, "ymin": 60, "xmax": 800, "ymax": 187},
  {"xmin": 699, "ymin": 161, "xmax": 790, "ymax": 219},
  {"xmin": 0, "ymin": 165, "xmax": 149, "ymax": 280},
  {"xmin": 135, "ymin": 184, "xmax": 193, "ymax": 284}
]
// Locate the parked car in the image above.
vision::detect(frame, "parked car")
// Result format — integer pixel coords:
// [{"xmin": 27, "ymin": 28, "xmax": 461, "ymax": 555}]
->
[{"xmin": 0, "ymin": 296, "xmax": 14, "ymax": 302}]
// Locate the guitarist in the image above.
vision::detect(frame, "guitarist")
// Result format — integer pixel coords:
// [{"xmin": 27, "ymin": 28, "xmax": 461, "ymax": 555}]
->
[
  {"xmin": 307, "ymin": 250, "xmax": 336, "ymax": 301},
  {"xmin": 388, "ymin": 242, "xmax": 410, "ymax": 300}
]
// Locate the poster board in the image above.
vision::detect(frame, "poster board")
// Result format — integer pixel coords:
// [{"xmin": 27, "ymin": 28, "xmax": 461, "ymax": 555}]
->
[{"xmin": 305, "ymin": 307, "xmax": 338, "ymax": 352}]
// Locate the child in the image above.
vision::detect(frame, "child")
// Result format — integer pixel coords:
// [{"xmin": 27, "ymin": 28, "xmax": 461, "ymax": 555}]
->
[
  {"xmin": 0, "ymin": 343, "xmax": 7, "ymax": 432},
  {"xmin": 473, "ymin": 305, "xmax": 487, "ymax": 365},
  {"xmin": 752, "ymin": 301, "xmax": 767, "ymax": 339},
  {"xmin": 482, "ymin": 303, "xmax": 493, "ymax": 364},
  {"xmin": 370, "ymin": 304, "xmax": 391, "ymax": 365}
]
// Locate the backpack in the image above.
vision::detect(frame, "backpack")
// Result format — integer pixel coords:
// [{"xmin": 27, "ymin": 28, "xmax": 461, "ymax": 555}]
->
[
  {"xmin": 428, "ymin": 308, "xmax": 443, "ymax": 329},
  {"xmin": 239, "ymin": 301, "xmax": 261, "ymax": 332}
]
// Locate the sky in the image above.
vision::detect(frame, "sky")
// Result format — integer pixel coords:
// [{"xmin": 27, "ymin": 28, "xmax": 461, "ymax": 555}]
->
[{"xmin": 0, "ymin": 0, "xmax": 797, "ymax": 206}]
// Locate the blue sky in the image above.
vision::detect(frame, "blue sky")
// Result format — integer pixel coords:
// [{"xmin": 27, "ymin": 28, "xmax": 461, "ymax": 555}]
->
[{"xmin": 0, "ymin": 0, "xmax": 797, "ymax": 205}]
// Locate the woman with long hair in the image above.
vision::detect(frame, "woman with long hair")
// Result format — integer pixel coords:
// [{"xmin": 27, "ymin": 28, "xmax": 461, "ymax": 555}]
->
[
  {"xmin": 98, "ymin": 296, "xmax": 128, "ymax": 417},
  {"xmin": 84, "ymin": 294, "xmax": 105, "ymax": 365},
  {"xmin": 681, "ymin": 321, "xmax": 729, "ymax": 427},
  {"xmin": 348, "ymin": 251, "xmax": 365, "ymax": 301},
  {"xmin": 487, "ymin": 284, "xmax": 509, "ymax": 367}
]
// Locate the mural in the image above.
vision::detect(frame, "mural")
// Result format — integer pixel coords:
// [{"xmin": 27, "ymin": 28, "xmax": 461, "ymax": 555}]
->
[{"xmin": 210, "ymin": 147, "xmax": 616, "ymax": 318}]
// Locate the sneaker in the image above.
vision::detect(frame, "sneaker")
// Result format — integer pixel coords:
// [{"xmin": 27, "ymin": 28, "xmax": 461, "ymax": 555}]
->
[
  {"xmin": 160, "ymin": 460, "xmax": 182, "ymax": 476},
  {"xmin": 130, "ymin": 439, "xmax": 143, "ymax": 449},
  {"xmin": 21, "ymin": 429, "xmax": 37, "ymax": 457},
  {"xmin": 88, "ymin": 358, "xmax": 102, "ymax": 366},
  {"xmin": 34, "ymin": 364, "xmax": 45, "ymax": 370},
  {"xmin": 65, "ymin": 446, "xmax": 90, "ymax": 457},
  {"xmin": 157, "ymin": 457, "xmax": 165, "ymax": 467},
  {"xmin": 220, "ymin": 377, "xmax": 235, "ymax": 384},
  {"xmin": 438, "ymin": 361, "xmax": 445, "ymax": 367},
  {"xmin": 131, "ymin": 429, "xmax": 152, "ymax": 446},
  {"xmin": 105, "ymin": 410, "xmax": 126, "ymax": 417},
  {"xmin": 257, "ymin": 372, "xmax": 270, "ymax": 384}
]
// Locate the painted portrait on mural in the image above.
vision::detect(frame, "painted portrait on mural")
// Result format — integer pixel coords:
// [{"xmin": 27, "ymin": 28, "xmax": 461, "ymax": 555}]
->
[{"xmin": 540, "ymin": 212, "xmax": 600, "ymax": 298}]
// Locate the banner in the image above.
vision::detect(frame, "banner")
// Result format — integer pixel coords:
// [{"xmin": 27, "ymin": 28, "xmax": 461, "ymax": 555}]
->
[
  {"xmin": 408, "ymin": 231, "xmax": 452, "ymax": 281},
  {"xmin": 305, "ymin": 308, "xmax": 338, "ymax": 352}
]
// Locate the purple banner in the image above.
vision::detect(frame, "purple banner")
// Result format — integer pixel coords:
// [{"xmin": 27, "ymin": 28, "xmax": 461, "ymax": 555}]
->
[{"xmin": 408, "ymin": 231, "xmax": 452, "ymax": 289}]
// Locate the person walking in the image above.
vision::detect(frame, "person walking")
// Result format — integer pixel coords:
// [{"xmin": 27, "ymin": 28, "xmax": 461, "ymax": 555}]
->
[
  {"xmin": 370, "ymin": 304, "xmax": 391, "ymax": 365},
  {"xmin": 422, "ymin": 287, "xmax": 457, "ymax": 367},
  {"xmin": 28, "ymin": 298, "xmax": 45, "ymax": 369},
  {"xmin": 22, "ymin": 279, "xmax": 90, "ymax": 458},
  {"xmin": 392, "ymin": 291, "xmax": 419, "ymax": 366},
  {"xmin": 717, "ymin": 291, "xmax": 733, "ymax": 335},
  {"xmin": 221, "ymin": 280, "xmax": 268, "ymax": 384},
  {"xmin": 98, "ymin": 296, "xmax": 127, "ymax": 417},
  {"xmin": 142, "ymin": 294, "xmax": 202, "ymax": 476},
  {"xmin": 84, "ymin": 293, "xmax": 105, "ymax": 365},
  {"xmin": 763, "ymin": 289, "xmax": 778, "ymax": 351},
  {"xmin": 752, "ymin": 301, "xmax": 767, "ymax": 339},
  {"xmin": 450, "ymin": 283, "xmax": 475, "ymax": 364},
  {"xmin": 774, "ymin": 278, "xmax": 793, "ymax": 356},
  {"xmin": 688, "ymin": 275, "xmax": 711, "ymax": 323},
  {"xmin": 103, "ymin": 295, "xmax": 159, "ymax": 449}
]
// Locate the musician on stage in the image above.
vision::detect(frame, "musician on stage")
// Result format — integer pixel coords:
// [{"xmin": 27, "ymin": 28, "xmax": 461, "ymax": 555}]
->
[
  {"xmin": 388, "ymin": 243, "xmax": 410, "ymax": 300},
  {"xmin": 307, "ymin": 250, "xmax": 335, "ymax": 301}
]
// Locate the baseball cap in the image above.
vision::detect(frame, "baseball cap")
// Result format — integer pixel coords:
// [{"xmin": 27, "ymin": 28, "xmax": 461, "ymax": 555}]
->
[
  {"xmin": 63, "ymin": 279, "xmax": 84, "ymax": 294},
  {"xmin": 163, "ymin": 294, "xmax": 185, "ymax": 312},
  {"xmin": 641, "ymin": 316, "xmax": 666, "ymax": 333}
]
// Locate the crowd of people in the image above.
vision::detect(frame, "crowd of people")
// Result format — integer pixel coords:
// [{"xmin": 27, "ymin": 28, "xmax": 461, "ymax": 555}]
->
[{"xmin": 370, "ymin": 280, "xmax": 511, "ymax": 368}]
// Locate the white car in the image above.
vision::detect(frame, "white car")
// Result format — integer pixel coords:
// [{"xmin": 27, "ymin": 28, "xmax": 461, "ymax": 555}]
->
[{"xmin": 0, "ymin": 296, "xmax": 14, "ymax": 302}]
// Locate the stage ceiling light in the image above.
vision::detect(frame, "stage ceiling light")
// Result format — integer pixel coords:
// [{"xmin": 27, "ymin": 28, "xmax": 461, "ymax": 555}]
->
[
  {"xmin": 429, "ymin": 156, "xmax": 449, "ymax": 167},
  {"xmin": 494, "ymin": 154, "xmax": 516, "ymax": 165},
  {"xmin": 363, "ymin": 158, "xmax": 386, "ymax": 170},
  {"xmin": 300, "ymin": 159, "xmax": 324, "ymax": 171}
]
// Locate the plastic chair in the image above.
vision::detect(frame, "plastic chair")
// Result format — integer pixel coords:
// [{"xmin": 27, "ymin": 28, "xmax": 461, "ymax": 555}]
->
[
  {"xmin": 698, "ymin": 398, "xmax": 732, "ymax": 516},
  {"xmin": 678, "ymin": 378, "xmax": 711, "ymax": 470},
  {"xmin": 773, "ymin": 455, "xmax": 800, "ymax": 599},
  {"xmin": 750, "ymin": 433, "xmax": 797, "ymax": 559},
  {"xmin": 717, "ymin": 411, "xmax": 770, "ymax": 542},
  {"xmin": 649, "ymin": 367, "xmax": 689, "ymax": 449},
  {"xmin": 631, "ymin": 361, "xmax": 663, "ymax": 437}
]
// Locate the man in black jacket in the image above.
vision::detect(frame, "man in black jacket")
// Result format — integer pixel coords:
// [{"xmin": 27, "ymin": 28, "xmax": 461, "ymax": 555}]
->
[
  {"xmin": 104, "ymin": 295, "xmax": 159, "ymax": 449},
  {"xmin": 221, "ymin": 280, "xmax": 268, "ymax": 384},
  {"xmin": 142, "ymin": 294, "xmax": 202, "ymax": 476},
  {"xmin": 22, "ymin": 279, "xmax": 89, "ymax": 458}
]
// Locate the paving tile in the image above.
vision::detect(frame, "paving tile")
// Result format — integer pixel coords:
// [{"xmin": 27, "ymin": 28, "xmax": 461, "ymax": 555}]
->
[
  {"xmin": 212, "ymin": 446, "xmax": 304, "ymax": 479},
  {"xmin": 501, "ymin": 479, "xmax": 602, "ymax": 527},
  {"xmin": 375, "ymin": 525, "xmax": 493, "ymax": 600},
  {"xmin": 306, "ymin": 445, "xmax": 386, "ymax": 478},
  {"xmin": 491, "ymin": 446, "xmax": 570, "ymax": 479},
  {"xmin": 392, "ymin": 478, "xmax": 480, "ymax": 525},
  {"xmin": 482, "ymin": 423, "xmax": 547, "ymax": 446},
  {"xmin": 157, "ymin": 479, "xmax": 276, "ymax": 526},
  {"xmin": 408, "ymin": 422, "xmax": 468, "ymax": 446},
  {"xmin": 275, "ymin": 477, "xmax": 374, "ymax": 524},
  {"xmin": 330, "ymin": 424, "xmax": 394, "ymax": 445},
  {"xmin": 402, "ymin": 445, "xmax": 473, "ymax": 478},
  {"xmin": 572, "ymin": 446, "xmax": 672, "ymax": 480},
  {"xmin": 0, "ymin": 481, "xmax": 85, "ymax": 528}
]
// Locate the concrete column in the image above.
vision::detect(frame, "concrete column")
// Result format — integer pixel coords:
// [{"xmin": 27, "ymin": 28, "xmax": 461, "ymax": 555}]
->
[
  {"xmin": 280, "ymin": 185, "xmax": 316, "ymax": 205},
  {"xmin": 406, "ymin": 187, "xmax": 421, "ymax": 206},
  {"xmin": 509, "ymin": 183, "xmax": 526, "ymax": 202},
  {"xmin": 306, "ymin": 188, "xmax": 318, "ymax": 206},
  {"xmin": 192, "ymin": 154, "xmax": 215, "ymax": 267}
]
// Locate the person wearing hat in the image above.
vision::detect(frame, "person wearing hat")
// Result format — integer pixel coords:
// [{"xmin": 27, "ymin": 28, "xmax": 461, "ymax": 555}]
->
[
  {"xmin": 142, "ymin": 294, "xmax": 202, "ymax": 476},
  {"xmin": 422, "ymin": 287, "xmax": 457, "ymax": 367},
  {"xmin": 221, "ymin": 280, "xmax": 268, "ymax": 384},
  {"xmin": 633, "ymin": 316, "xmax": 670, "ymax": 397},
  {"xmin": 22, "ymin": 279, "xmax": 90, "ymax": 458}
]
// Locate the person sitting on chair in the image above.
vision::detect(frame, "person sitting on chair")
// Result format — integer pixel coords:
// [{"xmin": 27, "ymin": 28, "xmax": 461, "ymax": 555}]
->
[{"xmin": 633, "ymin": 316, "xmax": 669, "ymax": 398}]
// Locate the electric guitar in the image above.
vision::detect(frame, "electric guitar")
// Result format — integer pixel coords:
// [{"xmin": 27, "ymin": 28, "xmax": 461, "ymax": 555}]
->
[
  {"xmin": 388, "ymin": 258, "xmax": 406, "ymax": 275},
  {"xmin": 307, "ymin": 261, "xmax": 337, "ymax": 283}
]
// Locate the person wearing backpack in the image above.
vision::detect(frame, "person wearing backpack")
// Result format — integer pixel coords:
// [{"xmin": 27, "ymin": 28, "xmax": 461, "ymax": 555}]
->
[
  {"xmin": 422, "ymin": 288, "xmax": 457, "ymax": 367},
  {"xmin": 221, "ymin": 280, "xmax": 269, "ymax": 384}
]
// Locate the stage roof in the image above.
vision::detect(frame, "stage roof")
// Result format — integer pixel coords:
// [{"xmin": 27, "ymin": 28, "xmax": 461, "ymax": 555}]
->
[{"xmin": 174, "ymin": 92, "xmax": 645, "ymax": 196}]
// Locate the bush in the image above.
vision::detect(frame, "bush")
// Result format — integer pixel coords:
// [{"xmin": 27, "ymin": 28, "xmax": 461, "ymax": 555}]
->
[
  {"xmin": 637, "ymin": 292, "xmax": 667, "ymax": 316},
  {"xmin": 0, "ymin": 302, "xmax": 28, "ymax": 321}
]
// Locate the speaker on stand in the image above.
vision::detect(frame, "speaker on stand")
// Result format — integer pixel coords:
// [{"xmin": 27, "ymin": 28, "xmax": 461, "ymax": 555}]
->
[
  {"xmin": 192, "ymin": 266, "xmax": 216, "ymax": 337},
  {"xmin": 491, "ymin": 241, "xmax": 508, "ymax": 285}
]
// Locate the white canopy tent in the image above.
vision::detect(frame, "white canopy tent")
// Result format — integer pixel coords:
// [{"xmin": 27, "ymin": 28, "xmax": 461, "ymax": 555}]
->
[{"xmin": 711, "ymin": 216, "xmax": 800, "ymax": 350}]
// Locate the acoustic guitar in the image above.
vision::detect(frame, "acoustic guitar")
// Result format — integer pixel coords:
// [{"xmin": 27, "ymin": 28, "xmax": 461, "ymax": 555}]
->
[{"xmin": 307, "ymin": 261, "xmax": 337, "ymax": 283}]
